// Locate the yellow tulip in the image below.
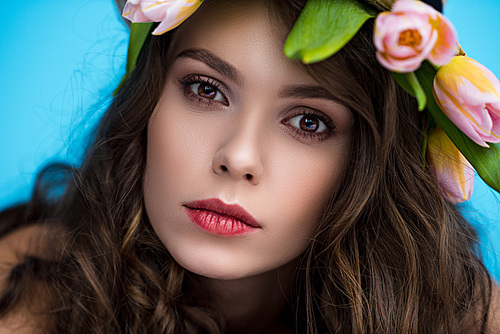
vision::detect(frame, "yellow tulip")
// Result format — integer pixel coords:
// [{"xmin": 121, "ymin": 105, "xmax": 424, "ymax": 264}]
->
[
  {"xmin": 426, "ymin": 127, "xmax": 474, "ymax": 203},
  {"xmin": 433, "ymin": 56, "xmax": 500, "ymax": 147}
]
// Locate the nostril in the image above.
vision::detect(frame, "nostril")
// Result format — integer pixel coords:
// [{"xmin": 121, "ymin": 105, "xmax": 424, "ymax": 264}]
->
[
  {"xmin": 245, "ymin": 174, "xmax": 253, "ymax": 181},
  {"xmin": 220, "ymin": 165, "xmax": 228, "ymax": 172}
]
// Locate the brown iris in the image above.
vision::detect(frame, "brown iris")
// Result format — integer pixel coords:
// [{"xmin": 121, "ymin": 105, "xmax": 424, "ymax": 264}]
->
[
  {"xmin": 300, "ymin": 116, "xmax": 320, "ymax": 132},
  {"xmin": 198, "ymin": 83, "xmax": 217, "ymax": 99}
]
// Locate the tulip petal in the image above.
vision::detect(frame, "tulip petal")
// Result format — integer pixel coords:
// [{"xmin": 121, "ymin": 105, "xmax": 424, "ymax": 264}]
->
[
  {"xmin": 376, "ymin": 51, "xmax": 424, "ymax": 72},
  {"xmin": 427, "ymin": 15, "xmax": 457, "ymax": 65},
  {"xmin": 433, "ymin": 56, "xmax": 500, "ymax": 147},
  {"xmin": 140, "ymin": 1, "xmax": 173, "ymax": 22},
  {"xmin": 427, "ymin": 127, "xmax": 475, "ymax": 203},
  {"xmin": 434, "ymin": 79, "xmax": 490, "ymax": 147},
  {"xmin": 123, "ymin": 2, "xmax": 150, "ymax": 22},
  {"xmin": 458, "ymin": 82, "xmax": 495, "ymax": 132},
  {"xmin": 152, "ymin": 0, "xmax": 203, "ymax": 35},
  {"xmin": 486, "ymin": 104, "xmax": 500, "ymax": 142}
]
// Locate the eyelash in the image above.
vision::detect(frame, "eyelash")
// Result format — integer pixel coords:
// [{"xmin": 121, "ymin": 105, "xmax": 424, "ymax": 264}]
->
[
  {"xmin": 177, "ymin": 75, "xmax": 228, "ymax": 107},
  {"xmin": 283, "ymin": 109, "xmax": 336, "ymax": 142}
]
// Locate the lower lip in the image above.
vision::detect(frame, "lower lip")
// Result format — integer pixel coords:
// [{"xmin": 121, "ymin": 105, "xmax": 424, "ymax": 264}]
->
[{"xmin": 184, "ymin": 207, "xmax": 257, "ymax": 236}]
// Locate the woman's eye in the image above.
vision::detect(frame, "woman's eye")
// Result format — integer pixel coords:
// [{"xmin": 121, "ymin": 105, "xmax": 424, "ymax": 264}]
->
[
  {"xmin": 188, "ymin": 82, "xmax": 226, "ymax": 102},
  {"xmin": 283, "ymin": 109, "xmax": 336, "ymax": 142},
  {"xmin": 178, "ymin": 75, "xmax": 229, "ymax": 106},
  {"xmin": 287, "ymin": 114, "xmax": 327, "ymax": 133}
]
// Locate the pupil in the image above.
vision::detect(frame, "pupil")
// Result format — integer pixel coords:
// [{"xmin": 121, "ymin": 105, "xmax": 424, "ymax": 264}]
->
[
  {"xmin": 199, "ymin": 84, "xmax": 216, "ymax": 98},
  {"xmin": 300, "ymin": 116, "xmax": 319, "ymax": 132}
]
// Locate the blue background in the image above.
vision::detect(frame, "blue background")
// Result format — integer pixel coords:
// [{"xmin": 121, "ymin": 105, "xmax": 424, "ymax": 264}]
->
[{"xmin": 1, "ymin": 0, "xmax": 499, "ymax": 279}]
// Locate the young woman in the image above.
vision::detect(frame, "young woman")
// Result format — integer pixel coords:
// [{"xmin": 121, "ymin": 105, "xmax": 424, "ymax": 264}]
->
[{"xmin": 0, "ymin": 0, "xmax": 499, "ymax": 332}]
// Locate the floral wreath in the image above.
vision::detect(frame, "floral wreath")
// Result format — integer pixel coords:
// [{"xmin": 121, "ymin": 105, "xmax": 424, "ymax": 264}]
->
[{"xmin": 119, "ymin": 0, "xmax": 500, "ymax": 204}]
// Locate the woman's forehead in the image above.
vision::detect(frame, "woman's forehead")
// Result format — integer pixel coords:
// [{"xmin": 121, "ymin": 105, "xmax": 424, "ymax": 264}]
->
[
  {"xmin": 168, "ymin": 1, "xmax": 317, "ymax": 86},
  {"xmin": 172, "ymin": 0, "xmax": 279, "ymax": 50}
]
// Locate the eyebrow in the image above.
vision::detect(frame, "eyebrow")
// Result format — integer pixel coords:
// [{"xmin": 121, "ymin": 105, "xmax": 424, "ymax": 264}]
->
[
  {"xmin": 278, "ymin": 85, "xmax": 343, "ymax": 104},
  {"xmin": 175, "ymin": 48, "xmax": 243, "ymax": 84}
]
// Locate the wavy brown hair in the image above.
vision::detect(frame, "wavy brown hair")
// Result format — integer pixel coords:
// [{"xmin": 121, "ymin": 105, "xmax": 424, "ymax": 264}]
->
[{"xmin": 0, "ymin": 0, "xmax": 493, "ymax": 333}]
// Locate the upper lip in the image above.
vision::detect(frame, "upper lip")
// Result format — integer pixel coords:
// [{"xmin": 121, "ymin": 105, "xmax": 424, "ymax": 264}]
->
[{"xmin": 183, "ymin": 198, "xmax": 261, "ymax": 228}]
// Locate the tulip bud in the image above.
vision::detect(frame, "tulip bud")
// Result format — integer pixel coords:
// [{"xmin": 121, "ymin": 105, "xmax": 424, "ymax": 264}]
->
[
  {"xmin": 426, "ymin": 127, "xmax": 475, "ymax": 204},
  {"xmin": 123, "ymin": 0, "xmax": 203, "ymax": 35},
  {"xmin": 433, "ymin": 56, "xmax": 500, "ymax": 147}
]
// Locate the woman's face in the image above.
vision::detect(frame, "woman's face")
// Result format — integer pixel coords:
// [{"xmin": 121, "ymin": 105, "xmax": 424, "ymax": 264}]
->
[{"xmin": 143, "ymin": 1, "xmax": 353, "ymax": 280}]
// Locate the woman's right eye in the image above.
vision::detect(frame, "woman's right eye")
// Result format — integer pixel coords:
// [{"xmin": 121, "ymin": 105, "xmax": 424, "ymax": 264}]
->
[{"xmin": 178, "ymin": 76, "xmax": 228, "ymax": 106}]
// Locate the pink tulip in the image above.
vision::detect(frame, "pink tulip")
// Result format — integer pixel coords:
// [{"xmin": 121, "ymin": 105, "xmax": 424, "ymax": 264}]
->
[
  {"xmin": 426, "ymin": 127, "xmax": 474, "ymax": 204},
  {"xmin": 373, "ymin": 0, "xmax": 457, "ymax": 73},
  {"xmin": 433, "ymin": 56, "xmax": 500, "ymax": 147},
  {"xmin": 123, "ymin": 0, "xmax": 203, "ymax": 35}
]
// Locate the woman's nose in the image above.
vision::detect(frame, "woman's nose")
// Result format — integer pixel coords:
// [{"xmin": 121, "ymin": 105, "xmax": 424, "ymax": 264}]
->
[{"xmin": 212, "ymin": 119, "xmax": 264, "ymax": 186}]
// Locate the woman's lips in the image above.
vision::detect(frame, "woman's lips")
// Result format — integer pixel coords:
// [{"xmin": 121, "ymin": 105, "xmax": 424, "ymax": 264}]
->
[{"xmin": 183, "ymin": 198, "xmax": 261, "ymax": 236}]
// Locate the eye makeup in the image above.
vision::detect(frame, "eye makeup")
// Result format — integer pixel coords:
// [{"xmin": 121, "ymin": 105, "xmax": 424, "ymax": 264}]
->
[
  {"xmin": 282, "ymin": 107, "xmax": 336, "ymax": 142},
  {"xmin": 177, "ymin": 74, "xmax": 229, "ymax": 107}
]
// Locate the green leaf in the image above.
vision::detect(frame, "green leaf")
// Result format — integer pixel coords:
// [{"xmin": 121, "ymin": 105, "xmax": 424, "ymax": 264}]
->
[
  {"xmin": 421, "ymin": 122, "xmax": 429, "ymax": 167},
  {"xmin": 284, "ymin": 0, "xmax": 377, "ymax": 64},
  {"xmin": 392, "ymin": 72, "xmax": 427, "ymax": 111},
  {"xmin": 415, "ymin": 61, "xmax": 500, "ymax": 194},
  {"xmin": 114, "ymin": 22, "xmax": 153, "ymax": 95},
  {"xmin": 126, "ymin": 22, "xmax": 154, "ymax": 73},
  {"xmin": 392, "ymin": 72, "xmax": 416, "ymax": 97}
]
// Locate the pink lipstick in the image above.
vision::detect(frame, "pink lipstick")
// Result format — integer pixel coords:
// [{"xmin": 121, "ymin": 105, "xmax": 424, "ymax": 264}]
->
[{"xmin": 183, "ymin": 199, "xmax": 261, "ymax": 236}]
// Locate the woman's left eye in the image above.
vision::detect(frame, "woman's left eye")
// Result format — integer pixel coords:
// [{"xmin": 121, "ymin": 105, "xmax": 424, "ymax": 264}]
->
[
  {"xmin": 282, "ymin": 109, "xmax": 336, "ymax": 141},
  {"xmin": 287, "ymin": 114, "xmax": 327, "ymax": 133},
  {"xmin": 189, "ymin": 82, "xmax": 226, "ymax": 102}
]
